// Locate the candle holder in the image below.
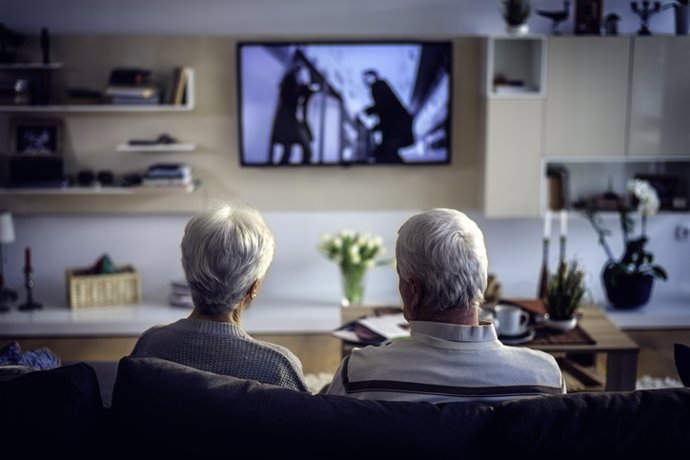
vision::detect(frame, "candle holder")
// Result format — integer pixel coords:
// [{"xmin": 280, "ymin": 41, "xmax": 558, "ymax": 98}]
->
[
  {"xmin": 537, "ymin": 237, "xmax": 550, "ymax": 302},
  {"xmin": 18, "ymin": 247, "xmax": 42, "ymax": 311}
]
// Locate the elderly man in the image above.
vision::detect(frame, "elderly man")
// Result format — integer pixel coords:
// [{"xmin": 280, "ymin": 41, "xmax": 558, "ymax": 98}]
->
[{"xmin": 327, "ymin": 208, "xmax": 565, "ymax": 403}]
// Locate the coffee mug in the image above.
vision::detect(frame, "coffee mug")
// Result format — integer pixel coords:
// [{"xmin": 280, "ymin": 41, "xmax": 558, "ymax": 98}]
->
[{"xmin": 494, "ymin": 304, "xmax": 529, "ymax": 336}]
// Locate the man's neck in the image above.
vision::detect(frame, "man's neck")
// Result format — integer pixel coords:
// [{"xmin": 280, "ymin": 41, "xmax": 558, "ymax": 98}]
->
[{"xmin": 413, "ymin": 305, "xmax": 479, "ymax": 326}]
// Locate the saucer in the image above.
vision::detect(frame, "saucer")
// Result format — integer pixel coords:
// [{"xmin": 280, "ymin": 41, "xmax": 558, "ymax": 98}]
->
[{"xmin": 498, "ymin": 328, "xmax": 535, "ymax": 345}]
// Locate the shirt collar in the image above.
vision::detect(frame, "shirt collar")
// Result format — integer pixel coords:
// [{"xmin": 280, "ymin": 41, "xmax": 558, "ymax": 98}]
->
[{"xmin": 410, "ymin": 320, "xmax": 499, "ymax": 344}]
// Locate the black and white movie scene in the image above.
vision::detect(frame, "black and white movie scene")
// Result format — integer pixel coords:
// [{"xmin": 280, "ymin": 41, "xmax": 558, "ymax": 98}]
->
[{"xmin": 238, "ymin": 41, "xmax": 452, "ymax": 166}]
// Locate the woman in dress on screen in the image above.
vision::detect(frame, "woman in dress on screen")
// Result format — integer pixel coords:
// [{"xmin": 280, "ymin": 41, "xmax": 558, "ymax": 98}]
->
[
  {"xmin": 269, "ymin": 59, "xmax": 319, "ymax": 165},
  {"xmin": 130, "ymin": 201, "xmax": 308, "ymax": 391}
]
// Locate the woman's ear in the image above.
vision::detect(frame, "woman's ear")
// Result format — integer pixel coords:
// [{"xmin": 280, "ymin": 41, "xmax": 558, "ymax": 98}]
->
[{"xmin": 247, "ymin": 279, "xmax": 260, "ymax": 300}]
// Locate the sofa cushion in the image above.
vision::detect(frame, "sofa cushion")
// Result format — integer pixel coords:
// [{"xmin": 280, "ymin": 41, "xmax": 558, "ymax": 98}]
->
[
  {"xmin": 0, "ymin": 362, "xmax": 105, "ymax": 453},
  {"xmin": 485, "ymin": 386, "xmax": 690, "ymax": 459},
  {"xmin": 112, "ymin": 356, "xmax": 496, "ymax": 459},
  {"xmin": 675, "ymin": 343, "xmax": 690, "ymax": 387}
]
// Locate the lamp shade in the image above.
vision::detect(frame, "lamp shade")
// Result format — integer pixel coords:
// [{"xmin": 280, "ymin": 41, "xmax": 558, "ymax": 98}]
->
[{"xmin": 0, "ymin": 211, "xmax": 15, "ymax": 244}]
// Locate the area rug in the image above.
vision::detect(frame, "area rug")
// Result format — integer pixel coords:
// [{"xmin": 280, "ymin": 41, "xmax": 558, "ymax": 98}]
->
[{"xmin": 635, "ymin": 374, "xmax": 684, "ymax": 390}]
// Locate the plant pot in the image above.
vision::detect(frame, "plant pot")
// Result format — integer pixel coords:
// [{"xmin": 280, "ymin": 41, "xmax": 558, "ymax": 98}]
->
[
  {"xmin": 543, "ymin": 313, "xmax": 577, "ymax": 332},
  {"xmin": 603, "ymin": 271, "xmax": 654, "ymax": 310},
  {"xmin": 506, "ymin": 23, "xmax": 530, "ymax": 36}
]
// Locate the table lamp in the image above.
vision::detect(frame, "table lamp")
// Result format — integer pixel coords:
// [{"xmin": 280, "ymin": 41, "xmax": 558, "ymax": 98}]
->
[{"xmin": 0, "ymin": 210, "xmax": 17, "ymax": 312}]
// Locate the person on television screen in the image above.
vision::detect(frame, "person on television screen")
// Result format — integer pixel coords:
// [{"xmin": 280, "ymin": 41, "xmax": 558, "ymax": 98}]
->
[
  {"xmin": 130, "ymin": 201, "xmax": 309, "ymax": 392},
  {"xmin": 269, "ymin": 60, "xmax": 319, "ymax": 165},
  {"xmin": 326, "ymin": 208, "xmax": 566, "ymax": 403},
  {"xmin": 362, "ymin": 69, "xmax": 414, "ymax": 164}
]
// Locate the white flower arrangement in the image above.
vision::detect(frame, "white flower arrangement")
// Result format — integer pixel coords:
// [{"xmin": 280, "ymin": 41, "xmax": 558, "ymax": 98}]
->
[
  {"xmin": 628, "ymin": 178, "xmax": 660, "ymax": 217},
  {"xmin": 318, "ymin": 230, "xmax": 387, "ymax": 271},
  {"xmin": 318, "ymin": 230, "xmax": 389, "ymax": 305}
]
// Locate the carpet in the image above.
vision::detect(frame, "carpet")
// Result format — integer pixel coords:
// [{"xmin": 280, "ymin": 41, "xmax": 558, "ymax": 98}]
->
[{"xmin": 635, "ymin": 374, "xmax": 684, "ymax": 390}]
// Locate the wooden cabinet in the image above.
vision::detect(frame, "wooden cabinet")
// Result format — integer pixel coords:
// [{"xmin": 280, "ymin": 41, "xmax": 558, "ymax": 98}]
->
[
  {"xmin": 544, "ymin": 37, "xmax": 630, "ymax": 158},
  {"xmin": 628, "ymin": 37, "xmax": 690, "ymax": 157},
  {"xmin": 483, "ymin": 98, "xmax": 544, "ymax": 218}
]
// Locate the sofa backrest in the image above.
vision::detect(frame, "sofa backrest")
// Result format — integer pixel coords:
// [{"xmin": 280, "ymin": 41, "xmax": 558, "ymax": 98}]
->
[
  {"xmin": 111, "ymin": 356, "xmax": 690, "ymax": 459},
  {"xmin": 111, "ymin": 356, "xmax": 495, "ymax": 458},
  {"xmin": 0, "ymin": 362, "xmax": 107, "ymax": 455}
]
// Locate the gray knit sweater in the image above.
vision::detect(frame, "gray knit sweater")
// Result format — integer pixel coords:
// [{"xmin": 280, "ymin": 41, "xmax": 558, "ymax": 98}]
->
[{"xmin": 130, "ymin": 319, "xmax": 308, "ymax": 392}]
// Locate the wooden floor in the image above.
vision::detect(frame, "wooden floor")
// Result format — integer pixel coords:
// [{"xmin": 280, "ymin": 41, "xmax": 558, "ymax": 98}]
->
[{"xmin": 4, "ymin": 328, "xmax": 689, "ymax": 382}]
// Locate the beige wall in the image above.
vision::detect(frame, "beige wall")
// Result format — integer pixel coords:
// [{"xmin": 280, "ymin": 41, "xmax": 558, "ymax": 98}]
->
[{"xmin": 1, "ymin": 35, "xmax": 483, "ymax": 213}]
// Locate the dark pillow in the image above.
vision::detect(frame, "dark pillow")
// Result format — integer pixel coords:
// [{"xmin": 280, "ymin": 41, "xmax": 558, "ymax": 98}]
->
[
  {"xmin": 484, "ymin": 387, "xmax": 690, "ymax": 459},
  {"xmin": 0, "ymin": 363, "xmax": 105, "ymax": 453},
  {"xmin": 111, "ymin": 356, "xmax": 495, "ymax": 459},
  {"xmin": 675, "ymin": 343, "xmax": 690, "ymax": 387}
]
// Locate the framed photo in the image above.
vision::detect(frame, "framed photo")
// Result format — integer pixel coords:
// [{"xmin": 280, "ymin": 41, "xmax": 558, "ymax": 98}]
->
[
  {"xmin": 10, "ymin": 118, "xmax": 63, "ymax": 155},
  {"xmin": 574, "ymin": 0, "xmax": 604, "ymax": 35}
]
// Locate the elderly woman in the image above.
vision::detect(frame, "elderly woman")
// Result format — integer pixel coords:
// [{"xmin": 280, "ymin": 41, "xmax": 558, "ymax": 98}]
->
[
  {"xmin": 130, "ymin": 202, "xmax": 308, "ymax": 392},
  {"xmin": 327, "ymin": 208, "xmax": 565, "ymax": 402}
]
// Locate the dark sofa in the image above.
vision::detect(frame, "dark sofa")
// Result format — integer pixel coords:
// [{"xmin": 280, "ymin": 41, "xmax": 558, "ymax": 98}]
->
[{"xmin": 2, "ymin": 357, "xmax": 690, "ymax": 459}]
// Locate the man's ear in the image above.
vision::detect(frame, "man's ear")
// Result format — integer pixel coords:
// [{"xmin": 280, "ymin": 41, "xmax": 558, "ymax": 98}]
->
[{"xmin": 408, "ymin": 276, "xmax": 423, "ymax": 309}]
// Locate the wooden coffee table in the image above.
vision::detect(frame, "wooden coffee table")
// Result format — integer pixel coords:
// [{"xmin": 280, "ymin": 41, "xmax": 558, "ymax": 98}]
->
[
  {"xmin": 520, "ymin": 306, "xmax": 639, "ymax": 392},
  {"xmin": 339, "ymin": 304, "xmax": 639, "ymax": 392}
]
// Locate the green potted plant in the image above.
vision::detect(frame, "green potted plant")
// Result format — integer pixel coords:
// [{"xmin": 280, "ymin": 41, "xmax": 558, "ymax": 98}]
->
[
  {"xmin": 502, "ymin": 0, "xmax": 532, "ymax": 35},
  {"xmin": 544, "ymin": 259, "xmax": 586, "ymax": 331},
  {"xmin": 584, "ymin": 179, "xmax": 668, "ymax": 309}
]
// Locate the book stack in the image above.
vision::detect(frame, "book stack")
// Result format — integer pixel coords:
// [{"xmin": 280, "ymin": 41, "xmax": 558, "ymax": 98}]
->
[
  {"xmin": 104, "ymin": 67, "xmax": 161, "ymax": 105},
  {"xmin": 169, "ymin": 280, "xmax": 193, "ymax": 308},
  {"xmin": 142, "ymin": 162, "xmax": 193, "ymax": 187}
]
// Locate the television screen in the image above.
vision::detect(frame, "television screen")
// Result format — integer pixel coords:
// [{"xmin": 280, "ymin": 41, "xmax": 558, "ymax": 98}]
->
[{"xmin": 237, "ymin": 40, "xmax": 452, "ymax": 166}]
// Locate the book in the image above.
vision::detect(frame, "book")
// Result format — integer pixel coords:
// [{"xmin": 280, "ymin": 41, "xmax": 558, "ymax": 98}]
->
[
  {"xmin": 104, "ymin": 85, "xmax": 159, "ymax": 98},
  {"xmin": 169, "ymin": 66, "xmax": 191, "ymax": 105},
  {"xmin": 333, "ymin": 312, "xmax": 410, "ymax": 345}
]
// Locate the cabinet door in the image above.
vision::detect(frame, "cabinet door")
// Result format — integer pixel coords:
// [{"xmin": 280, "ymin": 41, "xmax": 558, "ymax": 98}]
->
[
  {"xmin": 544, "ymin": 37, "xmax": 630, "ymax": 157},
  {"xmin": 483, "ymin": 99, "xmax": 543, "ymax": 218},
  {"xmin": 629, "ymin": 37, "xmax": 690, "ymax": 156}
]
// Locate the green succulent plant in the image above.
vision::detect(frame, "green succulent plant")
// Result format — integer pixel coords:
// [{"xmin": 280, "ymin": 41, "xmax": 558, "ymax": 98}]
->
[
  {"xmin": 502, "ymin": 0, "xmax": 532, "ymax": 26},
  {"xmin": 545, "ymin": 260, "xmax": 586, "ymax": 321}
]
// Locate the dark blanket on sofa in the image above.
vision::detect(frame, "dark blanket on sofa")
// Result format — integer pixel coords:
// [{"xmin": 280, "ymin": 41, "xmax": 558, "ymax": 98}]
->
[{"xmin": 112, "ymin": 356, "xmax": 690, "ymax": 459}]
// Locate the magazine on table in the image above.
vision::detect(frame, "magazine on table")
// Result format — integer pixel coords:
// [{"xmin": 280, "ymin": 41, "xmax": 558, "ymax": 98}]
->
[{"xmin": 333, "ymin": 311, "xmax": 410, "ymax": 346}]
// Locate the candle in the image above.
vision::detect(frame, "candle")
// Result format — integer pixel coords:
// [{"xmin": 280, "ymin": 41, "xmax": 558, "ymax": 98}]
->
[
  {"xmin": 543, "ymin": 209, "xmax": 552, "ymax": 239},
  {"xmin": 25, "ymin": 246, "xmax": 31, "ymax": 268},
  {"xmin": 560, "ymin": 210, "xmax": 568, "ymax": 237}
]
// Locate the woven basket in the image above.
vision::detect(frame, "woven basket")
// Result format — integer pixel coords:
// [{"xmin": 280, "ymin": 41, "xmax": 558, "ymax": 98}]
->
[{"xmin": 66, "ymin": 265, "xmax": 141, "ymax": 310}]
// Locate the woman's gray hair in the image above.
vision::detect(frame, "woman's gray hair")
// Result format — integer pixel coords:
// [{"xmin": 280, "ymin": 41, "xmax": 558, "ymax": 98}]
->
[
  {"xmin": 180, "ymin": 201, "xmax": 275, "ymax": 315},
  {"xmin": 396, "ymin": 208, "xmax": 488, "ymax": 312}
]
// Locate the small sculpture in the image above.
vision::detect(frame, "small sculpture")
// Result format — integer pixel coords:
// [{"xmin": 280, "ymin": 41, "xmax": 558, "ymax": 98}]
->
[
  {"xmin": 604, "ymin": 13, "xmax": 622, "ymax": 35},
  {"xmin": 537, "ymin": 0, "xmax": 571, "ymax": 35}
]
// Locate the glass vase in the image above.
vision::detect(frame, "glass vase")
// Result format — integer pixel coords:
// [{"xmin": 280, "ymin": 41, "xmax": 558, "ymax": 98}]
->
[{"xmin": 341, "ymin": 267, "xmax": 366, "ymax": 307}]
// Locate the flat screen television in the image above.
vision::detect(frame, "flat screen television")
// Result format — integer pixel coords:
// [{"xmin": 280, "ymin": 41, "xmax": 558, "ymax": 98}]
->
[{"xmin": 237, "ymin": 40, "xmax": 452, "ymax": 167}]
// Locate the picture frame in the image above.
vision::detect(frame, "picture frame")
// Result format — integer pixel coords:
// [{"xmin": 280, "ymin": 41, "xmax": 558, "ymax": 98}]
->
[
  {"xmin": 574, "ymin": 0, "xmax": 604, "ymax": 35},
  {"xmin": 10, "ymin": 118, "xmax": 63, "ymax": 155}
]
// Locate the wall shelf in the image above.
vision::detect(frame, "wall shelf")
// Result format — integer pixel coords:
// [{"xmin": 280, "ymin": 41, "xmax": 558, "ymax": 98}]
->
[
  {"xmin": 0, "ymin": 68, "xmax": 195, "ymax": 112},
  {"xmin": 484, "ymin": 36, "xmax": 546, "ymax": 98},
  {"xmin": 0, "ymin": 180, "xmax": 201, "ymax": 196},
  {"xmin": 116, "ymin": 143, "xmax": 197, "ymax": 153}
]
